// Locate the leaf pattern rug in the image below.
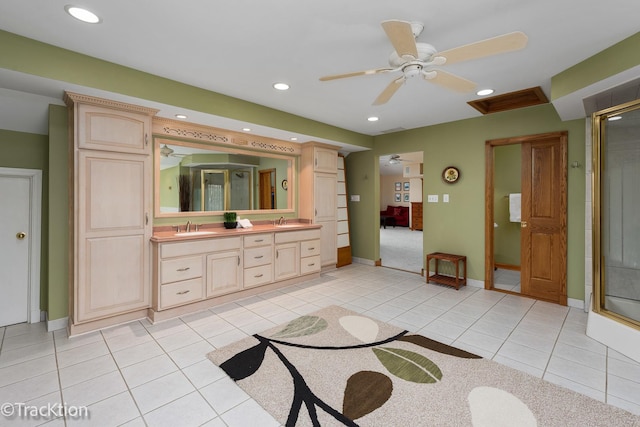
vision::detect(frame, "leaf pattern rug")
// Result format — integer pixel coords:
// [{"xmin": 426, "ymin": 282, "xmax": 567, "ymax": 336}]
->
[{"xmin": 208, "ymin": 305, "xmax": 640, "ymax": 426}]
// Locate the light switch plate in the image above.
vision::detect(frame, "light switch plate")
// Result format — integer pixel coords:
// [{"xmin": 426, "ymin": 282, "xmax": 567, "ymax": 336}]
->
[
  {"xmin": 350, "ymin": 195, "xmax": 360, "ymax": 202},
  {"xmin": 443, "ymin": 194, "xmax": 449, "ymax": 203},
  {"xmin": 427, "ymin": 194, "xmax": 438, "ymax": 203}
]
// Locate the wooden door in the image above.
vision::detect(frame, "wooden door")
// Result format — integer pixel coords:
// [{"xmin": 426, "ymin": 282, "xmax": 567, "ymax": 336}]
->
[
  {"xmin": 520, "ymin": 133, "xmax": 567, "ymax": 304},
  {"xmin": 259, "ymin": 169, "xmax": 274, "ymax": 209}
]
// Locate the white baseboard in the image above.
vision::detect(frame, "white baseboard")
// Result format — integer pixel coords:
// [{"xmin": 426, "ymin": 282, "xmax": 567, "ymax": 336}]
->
[
  {"xmin": 568, "ymin": 298, "xmax": 584, "ymax": 310},
  {"xmin": 46, "ymin": 313, "xmax": 68, "ymax": 332}
]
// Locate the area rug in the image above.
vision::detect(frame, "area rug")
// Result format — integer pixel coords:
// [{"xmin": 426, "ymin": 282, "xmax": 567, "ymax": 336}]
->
[{"xmin": 208, "ymin": 305, "xmax": 640, "ymax": 426}]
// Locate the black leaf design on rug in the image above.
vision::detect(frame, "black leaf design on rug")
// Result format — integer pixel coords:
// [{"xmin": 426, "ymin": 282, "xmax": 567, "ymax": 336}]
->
[{"xmin": 219, "ymin": 340, "xmax": 268, "ymax": 381}]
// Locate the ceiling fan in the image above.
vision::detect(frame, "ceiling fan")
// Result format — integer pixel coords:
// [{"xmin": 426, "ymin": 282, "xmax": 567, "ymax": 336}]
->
[
  {"xmin": 388, "ymin": 154, "xmax": 407, "ymax": 164},
  {"xmin": 319, "ymin": 20, "xmax": 528, "ymax": 105},
  {"xmin": 160, "ymin": 144, "xmax": 186, "ymax": 158}
]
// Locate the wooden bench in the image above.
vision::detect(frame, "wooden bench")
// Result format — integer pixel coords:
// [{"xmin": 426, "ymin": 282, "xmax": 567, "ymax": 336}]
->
[{"xmin": 426, "ymin": 252, "xmax": 467, "ymax": 290}]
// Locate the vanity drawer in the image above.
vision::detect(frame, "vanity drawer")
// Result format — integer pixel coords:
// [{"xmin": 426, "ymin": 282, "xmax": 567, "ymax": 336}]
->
[
  {"xmin": 244, "ymin": 233, "xmax": 273, "ymax": 248},
  {"xmin": 300, "ymin": 239, "xmax": 321, "ymax": 257},
  {"xmin": 244, "ymin": 246, "xmax": 273, "ymax": 268},
  {"xmin": 300, "ymin": 255, "xmax": 321, "ymax": 275},
  {"xmin": 159, "ymin": 277, "xmax": 203, "ymax": 310},
  {"xmin": 244, "ymin": 264, "xmax": 273, "ymax": 288},
  {"xmin": 160, "ymin": 256, "xmax": 202, "ymax": 284}
]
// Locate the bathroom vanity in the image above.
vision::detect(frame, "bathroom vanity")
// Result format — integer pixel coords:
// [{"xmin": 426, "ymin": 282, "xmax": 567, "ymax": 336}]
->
[{"xmin": 149, "ymin": 224, "xmax": 322, "ymax": 322}]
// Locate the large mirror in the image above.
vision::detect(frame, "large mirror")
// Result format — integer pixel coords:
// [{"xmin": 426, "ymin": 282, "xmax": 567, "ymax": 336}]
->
[{"xmin": 155, "ymin": 138, "xmax": 294, "ymax": 217}]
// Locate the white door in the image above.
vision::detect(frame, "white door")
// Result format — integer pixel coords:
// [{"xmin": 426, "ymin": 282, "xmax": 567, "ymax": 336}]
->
[{"xmin": 0, "ymin": 169, "xmax": 41, "ymax": 327}]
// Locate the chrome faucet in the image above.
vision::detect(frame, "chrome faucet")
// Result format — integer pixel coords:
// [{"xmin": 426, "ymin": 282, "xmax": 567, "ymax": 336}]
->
[
  {"xmin": 278, "ymin": 216, "xmax": 285, "ymax": 225},
  {"xmin": 185, "ymin": 220, "xmax": 192, "ymax": 232}
]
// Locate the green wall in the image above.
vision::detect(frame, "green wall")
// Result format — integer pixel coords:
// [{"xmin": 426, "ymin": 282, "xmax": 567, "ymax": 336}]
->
[
  {"xmin": 494, "ymin": 144, "xmax": 521, "ymax": 266},
  {"xmin": 0, "ymin": 128, "xmax": 49, "ymax": 310},
  {"xmin": 47, "ymin": 105, "xmax": 69, "ymax": 320},
  {"xmin": 347, "ymin": 104, "xmax": 586, "ymax": 300}
]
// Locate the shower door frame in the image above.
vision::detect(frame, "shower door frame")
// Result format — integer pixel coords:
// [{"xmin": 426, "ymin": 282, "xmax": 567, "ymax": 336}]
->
[{"xmin": 592, "ymin": 98, "xmax": 640, "ymax": 330}]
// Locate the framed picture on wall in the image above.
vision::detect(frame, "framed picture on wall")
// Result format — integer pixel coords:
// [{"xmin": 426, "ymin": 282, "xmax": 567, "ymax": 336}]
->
[
  {"xmin": 403, "ymin": 182, "xmax": 410, "ymax": 191},
  {"xmin": 403, "ymin": 193, "xmax": 410, "ymax": 202},
  {"xmin": 395, "ymin": 193, "xmax": 401, "ymax": 202},
  {"xmin": 395, "ymin": 182, "xmax": 401, "ymax": 191}
]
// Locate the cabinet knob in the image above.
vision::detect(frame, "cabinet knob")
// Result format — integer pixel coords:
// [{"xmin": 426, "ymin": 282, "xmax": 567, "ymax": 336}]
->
[
  {"xmin": 521, "ymin": 221, "xmax": 528, "ymax": 228},
  {"xmin": 16, "ymin": 231, "xmax": 27, "ymax": 240}
]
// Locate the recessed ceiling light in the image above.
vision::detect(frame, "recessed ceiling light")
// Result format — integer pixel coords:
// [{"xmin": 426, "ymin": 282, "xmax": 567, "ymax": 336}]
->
[
  {"xmin": 242, "ymin": 127, "xmax": 251, "ymax": 132},
  {"xmin": 65, "ymin": 5, "xmax": 101, "ymax": 23},
  {"xmin": 608, "ymin": 115, "xmax": 622, "ymax": 121},
  {"xmin": 367, "ymin": 116, "xmax": 379, "ymax": 122},
  {"xmin": 175, "ymin": 114, "xmax": 187, "ymax": 119},
  {"xmin": 477, "ymin": 89, "xmax": 494, "ymax": 96},
  {"xmin": 273, "ymin": 83, "xmax": 290, "ymax": 91}
]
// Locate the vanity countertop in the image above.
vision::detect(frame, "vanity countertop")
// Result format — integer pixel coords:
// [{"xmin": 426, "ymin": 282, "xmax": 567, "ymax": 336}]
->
[{"xmin": 151, "ymin": 222, "xmax": 321, "ymax": 243}]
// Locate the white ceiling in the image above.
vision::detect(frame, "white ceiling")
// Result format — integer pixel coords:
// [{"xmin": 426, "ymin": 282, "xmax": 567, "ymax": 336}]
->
[{"xmin": 1, "ymin": 0, "xmax": 639, "ymax": 150}]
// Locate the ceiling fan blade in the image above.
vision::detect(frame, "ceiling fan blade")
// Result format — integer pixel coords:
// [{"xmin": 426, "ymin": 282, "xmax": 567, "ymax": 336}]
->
[
  {"xmin": 381, "ymin": 20, "xmax": 418, "ymax": 59},
  {"xmin": 319, "ymin": 67, "xmax": 394, "ymax": 81},
  {"xmin": 436, "ymin": 31, "xmax": 528, "ymax": 65},
  {"xmin": 373, "ymin": 77, "xmax": 405, "ymax": 105},
  {"xmin": 424, "ymin": 69, "xmax": 476, "ymax": 93}
]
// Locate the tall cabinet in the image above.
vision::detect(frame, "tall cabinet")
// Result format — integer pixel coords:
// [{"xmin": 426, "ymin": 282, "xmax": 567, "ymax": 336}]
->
[
  {"xmin": 65, "ymin": 92, "xmax": 158, "ymax": 334},
  {"xmin": 300, "ymin": 143, "xmax": 338, "ymax": 267}
]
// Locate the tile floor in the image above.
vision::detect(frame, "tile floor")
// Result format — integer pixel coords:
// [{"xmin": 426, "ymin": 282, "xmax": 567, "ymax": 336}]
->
[{"xmin": 1, "ymin": 264, "xmax": 639, "ymax": 426}]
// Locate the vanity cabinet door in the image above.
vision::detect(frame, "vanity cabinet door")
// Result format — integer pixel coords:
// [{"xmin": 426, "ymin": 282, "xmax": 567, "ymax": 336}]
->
[
  {"xmin": 314, "ymin": 147, "xmax": 338, "ymax": 173},
  {"xmin": 206, "ymin": 250, "xmax": 242, "ymax": 297},
  {"xmin": 75, "ymin": 151, "xmax": 151, "ymax": 322},
  {"xmin": 275, "ymin": 242, "xmax": 299, "ymax": 281},
  {"xmin": 77, "ymin": 103, "xmax": 152, "ymax": 154}
]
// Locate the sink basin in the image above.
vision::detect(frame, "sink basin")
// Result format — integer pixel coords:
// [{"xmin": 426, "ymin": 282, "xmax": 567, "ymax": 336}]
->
[{"xmin": 174, "ymin": 231, "xmax": 217, "ymax": 236}]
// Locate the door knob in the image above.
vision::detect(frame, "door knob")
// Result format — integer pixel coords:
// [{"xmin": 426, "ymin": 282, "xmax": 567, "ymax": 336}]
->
[
  {"xmin": 521, "ymin": 221, "xmax": 528, "ymax": 228},
  {"xmin": 16, "ymin": 231, "xmax": 27, "ymax": 239}
]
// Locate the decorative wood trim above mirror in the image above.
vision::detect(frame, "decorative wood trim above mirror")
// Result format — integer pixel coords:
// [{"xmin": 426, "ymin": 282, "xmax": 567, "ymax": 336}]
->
[{"xmin": 153, "ymin": 118, "xmax": 302, "ymax": 155}]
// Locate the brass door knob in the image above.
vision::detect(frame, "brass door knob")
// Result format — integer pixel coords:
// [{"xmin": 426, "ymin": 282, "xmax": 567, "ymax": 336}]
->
[
  {"xmin": 16, "ymin": 231, "xmax": 27, "ymax": 239},
  {"xmin": 521, "ymin": 221, "xmax": 528, "ymax": 228}
]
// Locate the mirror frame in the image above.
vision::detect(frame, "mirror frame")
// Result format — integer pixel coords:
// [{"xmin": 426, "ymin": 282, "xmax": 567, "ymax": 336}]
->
[{"xmin": 154, "ymin": 136, "xmax": 295, "ymax": 218}]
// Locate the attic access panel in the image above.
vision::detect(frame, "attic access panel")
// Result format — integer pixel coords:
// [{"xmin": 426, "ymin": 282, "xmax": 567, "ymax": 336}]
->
[{"xmin": 468, "ymin": 87, "xmax": 548, "ymax": 114}]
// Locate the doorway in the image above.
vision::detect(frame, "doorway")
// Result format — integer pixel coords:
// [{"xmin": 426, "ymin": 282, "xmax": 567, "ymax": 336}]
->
[
  {"xmin": 379, "ymin": 151, "xmax": 424, "ymax": 274},
  {"xmin": 485, "ymin": 132, "xmax": 568, "ymax": 305},
  {"xmin": 0, "ymin": 167, "xmax": 42, "ymax": 326},
  {"xmin": 259, "ymin": 168, "xmax": 276, "ymax": 209}
]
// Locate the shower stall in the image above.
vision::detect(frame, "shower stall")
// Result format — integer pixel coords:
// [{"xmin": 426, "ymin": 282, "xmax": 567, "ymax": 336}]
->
[{"xmin": 591, "ymin": 98, "xmax": 640, "ymax": 338}]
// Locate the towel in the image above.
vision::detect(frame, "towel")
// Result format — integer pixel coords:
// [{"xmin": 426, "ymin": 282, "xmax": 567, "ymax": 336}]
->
[{"xmin": 509, "ymin": 193, "xmax": 521, "ymax": 222}]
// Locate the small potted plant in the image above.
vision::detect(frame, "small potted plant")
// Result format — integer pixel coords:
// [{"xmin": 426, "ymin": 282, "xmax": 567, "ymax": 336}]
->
[{"xmin": 223, "ymin": 211, "xmax": 237, "ymax": 229}]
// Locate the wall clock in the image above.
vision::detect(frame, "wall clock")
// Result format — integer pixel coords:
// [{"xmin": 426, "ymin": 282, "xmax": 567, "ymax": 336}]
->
[{"xmin": 442, "ymin": 166, "xmax": 460, "ymax": 184}]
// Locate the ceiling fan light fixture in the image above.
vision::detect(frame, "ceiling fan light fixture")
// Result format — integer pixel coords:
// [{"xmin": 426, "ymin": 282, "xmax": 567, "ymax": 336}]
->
[
  {"xmin": 65, "ymin": 5, "xmax": 101, "ymax": 23},
  {"xmin": 477, "ymin": 88, "xmax": 494, "ymax": 96},
  {"xmin": 160, "ymin": 144, "xmax": 174, "ymax": 157}
]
